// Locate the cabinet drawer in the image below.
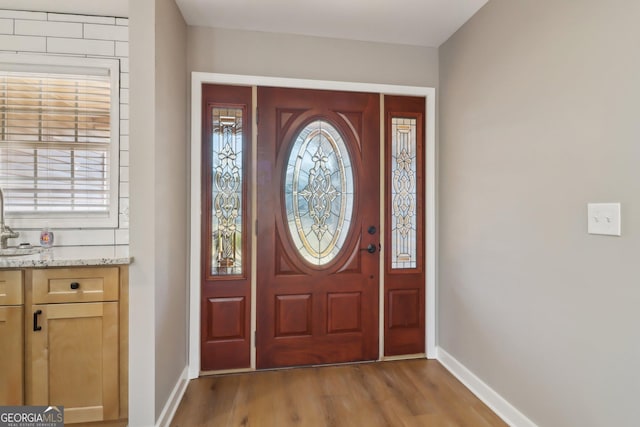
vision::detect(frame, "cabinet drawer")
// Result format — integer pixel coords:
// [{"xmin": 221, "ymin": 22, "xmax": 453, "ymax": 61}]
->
[
  {"xmin": 32, "ymin": 267, "xmax": 119, "ymax": 304},
  {"xmin": 0, "ymin": 270, "xmax": 23, "ymax": 305}
]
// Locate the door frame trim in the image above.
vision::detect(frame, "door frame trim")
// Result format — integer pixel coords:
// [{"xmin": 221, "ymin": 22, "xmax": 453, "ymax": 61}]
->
[{"xmin": 189, "ymin": 72, "xmax": 436, "ymax": 378}]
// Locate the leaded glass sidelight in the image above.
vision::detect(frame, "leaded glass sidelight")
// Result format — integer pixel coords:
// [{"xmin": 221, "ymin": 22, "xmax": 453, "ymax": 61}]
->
[
  {"xmin": 391, "ymin": 118, "xmax": 417, "ymax": 269},
  {"xmin": 211, "ymin": 108, "xmax": 243, "ymax": 275},
  {"xmin": 284, "ymin": 120, "xmax": 354, "ymax": 266}
]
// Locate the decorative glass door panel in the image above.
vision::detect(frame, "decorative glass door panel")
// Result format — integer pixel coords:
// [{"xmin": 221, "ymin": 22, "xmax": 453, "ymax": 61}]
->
[
  {"xmin": 284, "ymin": 120, "xmax": 354, "ymax": 266},
  {"xmin": 391, "ymin": 117, "xmax": 418, "ymax": 270},
  {"xmin": 210, "ymin": 108, "xmax": 244, "ymax": 275}
]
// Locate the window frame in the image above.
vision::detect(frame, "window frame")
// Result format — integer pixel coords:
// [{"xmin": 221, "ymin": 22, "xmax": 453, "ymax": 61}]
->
[{"xmin": 0, "ymin": 53, "xmax": 120, "ymax": 229}]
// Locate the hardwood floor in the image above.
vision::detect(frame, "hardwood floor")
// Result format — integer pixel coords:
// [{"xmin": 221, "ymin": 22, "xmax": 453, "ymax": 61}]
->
[{"xmin": 170, "ymin": 359, "xmax": 507, "ymax": 427}]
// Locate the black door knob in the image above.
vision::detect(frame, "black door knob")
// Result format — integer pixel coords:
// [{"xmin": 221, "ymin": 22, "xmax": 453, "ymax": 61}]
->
[{"xmin": 70, "ymin": 282, "xmax": 80, "ymax": 290}]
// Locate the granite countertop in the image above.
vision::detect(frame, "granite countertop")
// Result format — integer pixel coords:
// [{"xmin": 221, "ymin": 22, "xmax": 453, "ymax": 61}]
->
[{"xmin": 0, "ymin": 245, "xmax": 132, "ymax": 268}]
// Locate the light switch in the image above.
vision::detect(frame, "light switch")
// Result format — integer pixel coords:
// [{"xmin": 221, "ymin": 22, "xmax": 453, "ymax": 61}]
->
[{"xmin": 587, "ymin": 203, "xmax": 621, "ymax": 236}]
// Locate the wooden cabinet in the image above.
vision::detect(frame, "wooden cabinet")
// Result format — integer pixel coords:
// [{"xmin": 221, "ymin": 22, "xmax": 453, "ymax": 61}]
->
[
  {"xmin": 0, "ymin": 270, "xmax": 24, "ymax": 405},
  {"xmin": 29, "ymin": 302, "xmax": 119, "ymax": 423},
  {"xmin": 24, "ymin": 266, "xmax": 128, "ymax": 426}
]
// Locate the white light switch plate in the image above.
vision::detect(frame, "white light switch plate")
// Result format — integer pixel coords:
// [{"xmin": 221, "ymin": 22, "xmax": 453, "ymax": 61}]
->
[{"xmin": 587, "ymin": 203, "xmax": 621, "ymax": 236}]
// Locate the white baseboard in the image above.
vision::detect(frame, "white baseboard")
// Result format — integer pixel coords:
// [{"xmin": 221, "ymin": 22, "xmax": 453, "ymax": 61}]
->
[
  {"xmin": 437, "ymin": 347, "xmax": 538, "ymax": 427},
  {"xmin": 156, "ymin": 366, "xmax": 189, "ymax": 427}
]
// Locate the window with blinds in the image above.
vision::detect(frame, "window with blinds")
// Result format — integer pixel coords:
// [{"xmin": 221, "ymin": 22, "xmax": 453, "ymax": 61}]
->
[{"xmin": 0, "ymin": 56, "xmax": 119, "ymax": 228}]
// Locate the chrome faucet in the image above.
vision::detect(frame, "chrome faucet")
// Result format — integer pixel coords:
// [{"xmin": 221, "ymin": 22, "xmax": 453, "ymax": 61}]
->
[{"xmin": 0, "ymin": 187, "xmax": 19, "ymax": 248}]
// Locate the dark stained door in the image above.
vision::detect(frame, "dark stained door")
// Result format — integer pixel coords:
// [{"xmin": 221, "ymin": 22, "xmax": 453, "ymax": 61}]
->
[{"xmin": 256, "ymin": 87, "xmax": 380, "ymax": 368}]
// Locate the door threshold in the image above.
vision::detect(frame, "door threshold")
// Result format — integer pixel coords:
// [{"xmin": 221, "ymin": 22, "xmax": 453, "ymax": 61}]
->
[
  {"xmin": 381, "ymin": 353, "xmax": 427, "ymax": 362},
  {"xmin": 200, "ymin": 357, "xmax": 430, "ymax": 377},
  {"xmin": 199, "ymin": 367, "xmax": 253, "ymax": 377}
]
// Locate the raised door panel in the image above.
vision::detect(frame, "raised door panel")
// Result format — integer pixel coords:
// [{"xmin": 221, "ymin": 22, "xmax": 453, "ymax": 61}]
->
[
  {"xmin": 205, "ymin": 297, "xmax": 246, "ymax": 340},
  {"xmin": 275, "ymin": 294, "xmax": 312, "ymax": 337},
  {"xmin": 0, "ymin": 306, "xmax": 23, "ymax": 405},
  {"xmin": 327, "ymin": 292, "xmax": 362, "ymax": 334},
  {"xmin": 28, "ymin": 302, "xmax": 119, "ymax": 424},
  {"xmin": 388, "ymin": 289, "xmax": 420, "ymax": 329}
]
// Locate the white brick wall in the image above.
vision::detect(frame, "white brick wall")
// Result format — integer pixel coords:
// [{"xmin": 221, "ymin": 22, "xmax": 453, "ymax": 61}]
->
[{"xmin": 0, "ymin": 10, "xmax": 129, "ymax": 247}]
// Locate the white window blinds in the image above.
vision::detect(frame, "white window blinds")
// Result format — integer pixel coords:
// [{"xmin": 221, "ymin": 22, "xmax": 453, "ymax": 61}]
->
[{"xmin": 0, "ymin": 71, "xmax": 112, "ymax": 216}]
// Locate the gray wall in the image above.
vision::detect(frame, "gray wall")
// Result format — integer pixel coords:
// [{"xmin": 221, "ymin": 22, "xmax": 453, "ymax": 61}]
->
[
  {"xmin": 154, "ymin": 0, "xmax": 188, "ymax": 419},
  {"xmin": 130, "ymin": 0, "xmax": 188, "ymax": 424},
  {"xmin": 129, "ymin": 0, "xmax": 156, "ymax": 423},
  {"xmin": 438, "ymin": 1, "xmax": 640, "ymax": 426},
  {"xmin": 187, "ymin": 26, "xmax": 439, "ymax": 87}
]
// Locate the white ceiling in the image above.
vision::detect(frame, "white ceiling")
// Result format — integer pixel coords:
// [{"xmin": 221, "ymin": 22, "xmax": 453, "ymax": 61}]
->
[
  {"xmin": 0, "ymin": 0, "xmax": 487, "ymax": 48},
  {"xmin": 175, "ymin": 0, "xmax": 488, "ymax": 47}
]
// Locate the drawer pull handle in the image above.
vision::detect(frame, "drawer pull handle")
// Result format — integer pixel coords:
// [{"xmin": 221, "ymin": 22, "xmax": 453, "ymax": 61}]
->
[
  {"xmin": 33, "ymin": 310, "xmax": 42, "ymax": 331},
  {"xmin": 70, "ymin": 282, "xmax": 80, "ymax": 290}
]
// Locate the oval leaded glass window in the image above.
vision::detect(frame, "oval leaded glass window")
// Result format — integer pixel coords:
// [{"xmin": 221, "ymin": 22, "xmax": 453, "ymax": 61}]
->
[{"xmin": 284, "ymin": 120, "xmax": 354, "ymax": 266}]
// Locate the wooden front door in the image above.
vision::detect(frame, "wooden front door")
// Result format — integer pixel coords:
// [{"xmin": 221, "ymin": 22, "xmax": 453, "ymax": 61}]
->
[{"xmin": 256, "ymin": 87, "xmax": 380, "ymax": 368}]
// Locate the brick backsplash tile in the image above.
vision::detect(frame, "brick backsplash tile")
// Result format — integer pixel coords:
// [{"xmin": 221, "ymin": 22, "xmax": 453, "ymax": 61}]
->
[
  {"xmin": 84, "ymin": 23, "xmax": 128, "ymax": 42},
  {"xmin": 16, "ymin": 19, "xmax": 82, "ymax": 38},
  {"xmin": 0, "ymin": 10, "xmax": 47, "ymax": 20},
  {"xmin": 47, "ymin": 37, "xmax": 115, "ymax": 56},
  {"xmin": 0, "ymin": 34, "xmax": 46, "ymax": 52},
  {"xmin": 0, "ymin": 18, "xmax": 13, "ymax": 34},
  {"xmin": 120, "ymin": 119, "xmax": 129, "ymax": 136},
  {"xmin": 121, "ymin": 72, "xmax": 129, "ymax": 88},
  {"xmin": 115, "ymin": 41, "xmax": 128, "ymax": 57},
  {"xmin": 48, "ymin": 13, "xmax": 116, "ymax": 25},
  {"xmin": 120, "ymin": 88, "xmax": 129, "ymax": 104},
  {"xmin": 120, "ymin": 135, "xmax": 129, "ymax": 150}
]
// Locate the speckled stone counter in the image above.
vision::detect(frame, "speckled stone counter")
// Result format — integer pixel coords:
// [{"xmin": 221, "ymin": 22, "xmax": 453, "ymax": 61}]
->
[{"xmin": 0, "ymin": 245, "xmax": 131, "ymax": 268}]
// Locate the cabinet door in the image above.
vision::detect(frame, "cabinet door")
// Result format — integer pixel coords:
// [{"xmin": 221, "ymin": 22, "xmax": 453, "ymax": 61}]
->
[
  {"xmin": 0, "ymin": 306, "xmax": 23, "ymax": 405},
  {"xmin": 28, "ymin": 302, "xmax": 119, "ymax": 424}
]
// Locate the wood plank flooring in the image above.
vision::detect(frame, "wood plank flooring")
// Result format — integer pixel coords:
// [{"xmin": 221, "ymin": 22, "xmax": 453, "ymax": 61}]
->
[{"xmin": 170, "ymin": 359, "xmax": 506, "ymax": 427}]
